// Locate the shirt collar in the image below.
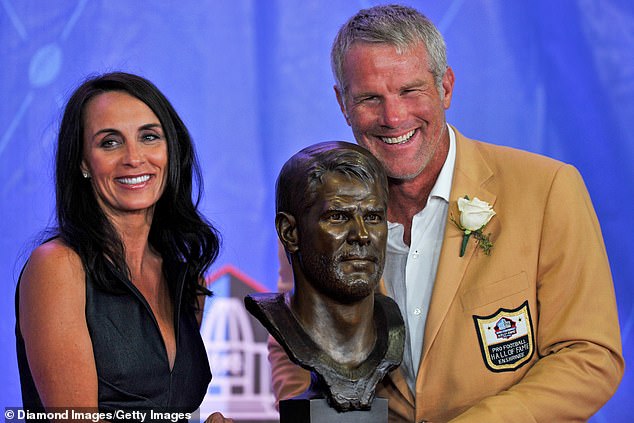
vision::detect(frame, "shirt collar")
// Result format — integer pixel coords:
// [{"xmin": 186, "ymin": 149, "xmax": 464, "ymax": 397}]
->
[{"xmin": 430, "ymin": 123, "xmax": 456, "ymax": 203}]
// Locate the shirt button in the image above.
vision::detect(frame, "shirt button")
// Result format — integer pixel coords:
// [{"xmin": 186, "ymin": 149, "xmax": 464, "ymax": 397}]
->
[
  {"xmin": 413, "ymin": 307, "xmax": 422, "ymax": 316},
  {"xmin": 412, "ymin": 250, "xmax": 420, "ymax": 259}
]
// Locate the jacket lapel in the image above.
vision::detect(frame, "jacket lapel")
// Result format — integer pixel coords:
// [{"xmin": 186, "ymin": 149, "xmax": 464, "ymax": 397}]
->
[{"xmin": 419, "ymin": 128, "xmax": 497, "ymax": 373}]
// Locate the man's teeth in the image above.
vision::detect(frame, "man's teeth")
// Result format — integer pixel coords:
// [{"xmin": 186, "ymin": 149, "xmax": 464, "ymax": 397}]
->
[
  {"xmin": 118, "ymin": 175, "xmax": 150, "ymax": 185},
  {"xmin": 381, "ymin": 129, "xmax": 416, "ymax": 145}
]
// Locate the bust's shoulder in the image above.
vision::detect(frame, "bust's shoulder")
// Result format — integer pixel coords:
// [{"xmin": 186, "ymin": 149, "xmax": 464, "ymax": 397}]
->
[
  {"xmin": 375, "ymin": 293, "xmax": 402, "ymax": 318},
  {"xmin": 374, "ymin": 293, "xmax": 405, "ymax": 337},
  {"xmin": 245, "ymin": 292, "xmax": 286, "ymax": 312},
  {"xmin": 244, "ymin": 292, "xmax": 291, "ymax": 332}
]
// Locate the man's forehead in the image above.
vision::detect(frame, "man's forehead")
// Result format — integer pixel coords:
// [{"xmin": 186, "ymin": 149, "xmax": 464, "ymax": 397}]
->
[{"xmin": 340, "ymin": 42, "xmax": 432, "ymax": 90}]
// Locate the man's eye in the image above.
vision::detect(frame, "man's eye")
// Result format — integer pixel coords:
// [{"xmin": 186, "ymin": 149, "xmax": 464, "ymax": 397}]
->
[{"xmin": 355, "ymin": 96, "xmax": 378, "ymax": 105}]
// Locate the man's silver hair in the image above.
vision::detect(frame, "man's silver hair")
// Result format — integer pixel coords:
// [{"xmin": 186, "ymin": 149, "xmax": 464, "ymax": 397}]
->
[{"xmin": 331, "ymin": 4, "xmax": 448, "ymax": 95}]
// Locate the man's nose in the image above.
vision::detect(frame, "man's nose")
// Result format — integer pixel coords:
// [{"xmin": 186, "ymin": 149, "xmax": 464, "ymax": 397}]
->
[{"xmin": 380, "ymin": 97, "xmax": 406, "ymax": 128}]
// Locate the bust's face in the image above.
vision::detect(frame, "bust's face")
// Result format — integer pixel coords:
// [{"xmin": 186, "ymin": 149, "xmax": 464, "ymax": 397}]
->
[{"xmin": 296, "ymin": 171, "xmax": 387, "ymax": 303}]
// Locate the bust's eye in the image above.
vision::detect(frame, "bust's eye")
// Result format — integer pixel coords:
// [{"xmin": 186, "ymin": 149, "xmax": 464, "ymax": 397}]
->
[
  {"xmin": 365, "ymin": 213, "xmax": 383, "ymax": 223},
  {"xmin": 327, "ymin": 212, "xmax": 348, "ymax": 223}
]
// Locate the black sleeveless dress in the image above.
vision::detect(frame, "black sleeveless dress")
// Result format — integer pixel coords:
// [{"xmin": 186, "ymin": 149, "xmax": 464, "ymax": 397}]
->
[{"xmin": 15, "ymin": 260, "xmax": 211, "ymax": 422}]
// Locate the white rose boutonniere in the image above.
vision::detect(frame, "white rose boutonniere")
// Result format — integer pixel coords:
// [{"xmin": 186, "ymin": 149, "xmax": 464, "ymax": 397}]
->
[{"xmin": 450, "ymin": 196, "xmax": 496, "ymax": 257}]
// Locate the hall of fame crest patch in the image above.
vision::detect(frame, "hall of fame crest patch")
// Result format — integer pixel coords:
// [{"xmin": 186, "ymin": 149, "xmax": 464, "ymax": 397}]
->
[{"xmin": 473, "ymin": 301, "xmax": 534, "ymax": 372}]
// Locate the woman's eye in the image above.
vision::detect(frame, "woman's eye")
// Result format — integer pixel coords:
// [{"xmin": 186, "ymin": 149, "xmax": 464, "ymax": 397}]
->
[
  {"xmin": 100, "ymin": 138, "xmax": 120, "ymax": 149},
  {"xmin": 142, "ymin": 133, "xmax": 160, "ymax": 142}
]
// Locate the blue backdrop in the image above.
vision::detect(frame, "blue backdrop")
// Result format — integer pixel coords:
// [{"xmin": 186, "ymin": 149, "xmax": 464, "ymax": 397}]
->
[{"xmin": 1, "ymin": 1, "xmax": 632, "ymax": 421}]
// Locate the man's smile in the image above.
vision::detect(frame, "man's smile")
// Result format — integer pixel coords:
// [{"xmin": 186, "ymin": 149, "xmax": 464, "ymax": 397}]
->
[{"xmin": 379, "ymin": 128, "xmax": 416, "ymax": 145}]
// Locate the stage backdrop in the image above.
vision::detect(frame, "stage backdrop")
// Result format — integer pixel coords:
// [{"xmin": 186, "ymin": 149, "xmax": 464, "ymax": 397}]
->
[{"xmin": 1, "ymin": 1, "xmax": 632, "ymax": 421}]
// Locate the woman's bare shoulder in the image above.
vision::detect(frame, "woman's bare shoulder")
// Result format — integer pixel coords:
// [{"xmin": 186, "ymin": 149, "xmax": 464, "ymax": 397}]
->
[
  {"xmin": 22, "ymin": 238, "xmax": 85, "ymax": 292},
  {"xmin": 19, "ymin": 239, "xmax": 98, "ymax": 408},
  {"xmin": 30, "ymin": 237, "xmax": 79, "ymax": 261}
]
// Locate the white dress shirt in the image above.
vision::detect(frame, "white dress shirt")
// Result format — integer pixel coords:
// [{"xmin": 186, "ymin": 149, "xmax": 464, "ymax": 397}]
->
[{"xmin": 383, "ymin": 124, "xmax": 456, "ymax": 394}]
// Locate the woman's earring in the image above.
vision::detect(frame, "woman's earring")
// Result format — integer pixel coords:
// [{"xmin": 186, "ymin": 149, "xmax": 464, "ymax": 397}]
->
[{"xmin": 82, "ymin": 171, "xmax": 90, "ymax": 178}]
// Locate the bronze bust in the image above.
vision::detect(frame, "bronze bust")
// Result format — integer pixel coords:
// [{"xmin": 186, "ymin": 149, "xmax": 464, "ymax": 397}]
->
[{"xmin": 245, "ymin": 141, "xmax": 404, "ymax": 412}]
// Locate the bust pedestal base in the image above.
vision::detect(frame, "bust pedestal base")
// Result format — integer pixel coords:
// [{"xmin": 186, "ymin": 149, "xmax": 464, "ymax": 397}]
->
[{"xmin": 279, "ymin": 397, "xmax": 388, "ymax": 423}]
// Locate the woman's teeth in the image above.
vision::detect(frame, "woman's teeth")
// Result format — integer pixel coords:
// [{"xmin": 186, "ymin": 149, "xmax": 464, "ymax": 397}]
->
[{"xmin": 117, "ymin": 175, "xmax": 150, "ymax": 185}]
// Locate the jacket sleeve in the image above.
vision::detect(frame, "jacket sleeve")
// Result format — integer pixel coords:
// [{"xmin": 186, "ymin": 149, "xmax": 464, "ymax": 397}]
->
[
  {"xmin": 268, "ymin": 335, "xmax": 311, "ymax": 409},
  {"xmin": 450, "ymin": 164, "xmax": 624, "ymax": 422}
]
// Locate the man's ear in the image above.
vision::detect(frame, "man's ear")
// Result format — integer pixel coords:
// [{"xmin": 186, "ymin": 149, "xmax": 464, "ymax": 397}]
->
[
  {"xmin": 276, "ymin": 212, "xmax": 299, "ymax": 254},
  {"xmin": 441, "ymin": 67, "xmax": 455, "ymax": 110},
  {"xmin": 334, "ymin": 85, "xmax": 351, "ymax": 126}
]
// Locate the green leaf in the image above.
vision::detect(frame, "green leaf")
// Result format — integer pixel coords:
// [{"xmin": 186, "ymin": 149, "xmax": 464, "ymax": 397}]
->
[{"xmin": 460, "ymin": 233, "xmax": 471, "ymax": 257}]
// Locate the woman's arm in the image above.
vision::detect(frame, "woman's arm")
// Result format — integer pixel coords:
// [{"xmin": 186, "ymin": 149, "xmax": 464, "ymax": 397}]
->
[{"xmin": 19, "ymin": 239, "xmax": 99, "ymax": 409}]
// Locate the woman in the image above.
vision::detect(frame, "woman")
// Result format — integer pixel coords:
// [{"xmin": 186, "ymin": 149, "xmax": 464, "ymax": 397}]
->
[{"xmin": 16, "ymin": 72, "xmax": 232, "ymax": 422}]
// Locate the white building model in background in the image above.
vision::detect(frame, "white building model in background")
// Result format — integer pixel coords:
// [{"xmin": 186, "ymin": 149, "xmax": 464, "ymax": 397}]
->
[{"xmin": 198, "ymin": 266, "xmax": 278, "ymax": 422}]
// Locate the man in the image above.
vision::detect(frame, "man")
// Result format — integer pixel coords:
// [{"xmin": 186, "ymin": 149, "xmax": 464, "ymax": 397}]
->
[
  {"xmin": 248, "ymin": 141, "xmax": 404, "ymax": 412},
  {"xmin": 269, "ymin": 4, "xmax": 624, "ymax": 422}
]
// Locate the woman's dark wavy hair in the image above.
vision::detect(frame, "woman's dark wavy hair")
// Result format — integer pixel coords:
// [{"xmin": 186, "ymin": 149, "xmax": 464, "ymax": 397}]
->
[{"xmin": 56, "ymin": 71, "xmax": 220, "ymax": 308}]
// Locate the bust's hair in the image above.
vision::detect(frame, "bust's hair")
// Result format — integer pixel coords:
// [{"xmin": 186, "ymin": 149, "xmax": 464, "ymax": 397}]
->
[
  {"xmin": 55, "ymin": 71, "xmax": 220, "ymax": 307},
  {"xmin": 275, "ymin": 141, "xmax": 388, "ymax": 219},
  {"xmin": 331, "ymin": 4, "xmax": 448, "ymax": 94}
]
